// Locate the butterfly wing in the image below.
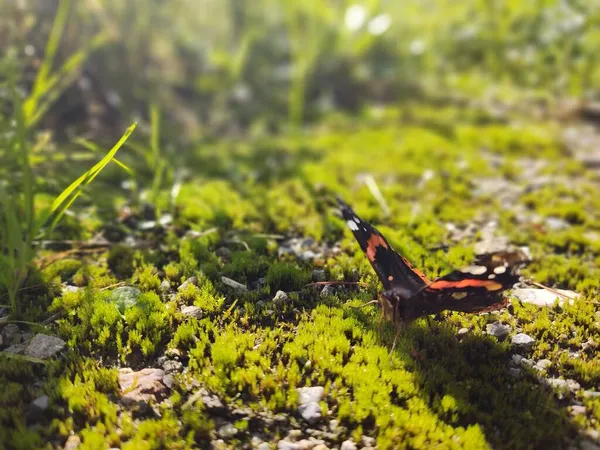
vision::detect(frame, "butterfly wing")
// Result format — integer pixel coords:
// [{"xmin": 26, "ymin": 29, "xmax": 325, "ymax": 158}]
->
[
  {"xmin": 421, "ymin": 251, "xmax": 523, "ymax": 314},
  {"xmin": 337, "ymin": 197, "xmax": 430, "ymax": 296}
]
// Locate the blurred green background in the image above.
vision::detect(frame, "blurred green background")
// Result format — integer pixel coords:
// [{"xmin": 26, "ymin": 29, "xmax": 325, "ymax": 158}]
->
[{"xmin": 2, "ymin": 0, "xmax": 599, "ymax": 141}]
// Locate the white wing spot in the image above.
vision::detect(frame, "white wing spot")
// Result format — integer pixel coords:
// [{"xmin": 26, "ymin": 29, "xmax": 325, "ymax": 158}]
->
[
  {"xmin": 452, "ymin": 292, "xmax": 468, "ymax": 299},
  {"xmin": 494, "ymin": 266, "xmax": 507, "ymax": 274},
  {"xmin": 462, "ymin": 265, "xmax": 487, "ymax": 275},
  {"xmin": 354, "ymin": 217, "xmax": 361, "ymax": 224},
  {"xmin": 347, "ymin": 220, "xmax": 359, "ymax": 231},
  {"xmin": 488, "ymin": 274, "xmax": 496, "ymax": 279}
]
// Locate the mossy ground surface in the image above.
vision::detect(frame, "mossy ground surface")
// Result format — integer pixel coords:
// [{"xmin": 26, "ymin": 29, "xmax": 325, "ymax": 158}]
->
[{"xmin": 2, "ymin": 104, "xmax": 600, "ymax": 450}]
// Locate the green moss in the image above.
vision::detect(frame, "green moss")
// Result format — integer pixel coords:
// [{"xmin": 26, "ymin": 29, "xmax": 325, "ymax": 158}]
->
[
  {"xmin": 265, "ymin": 262, "xmax": 309, "ymax": 293},
  {"xmin": 132, "ymin": 264, "xmax": 161, "ymax": 292},
  {"xmin": 42, "ymin": 258, "xmax": 83, "ymax": 283},
  {"xmin": 176, "ymin": 277, "xmax": 224, "ymax": 314},
  {"xmin": 107, "ymin": 245, "xmax": 136, "ymax": 278}
]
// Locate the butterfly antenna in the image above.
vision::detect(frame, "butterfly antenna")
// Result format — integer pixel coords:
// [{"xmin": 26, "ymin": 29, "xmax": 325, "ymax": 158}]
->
[
  {"xmin": 305, "ymin": 281, "xmax": 369, "ymax": 288},
  {"xmin": 524, "ymin": 279, "xmax": 578, "ymax": 300},
  {"xmin": 345, "ymin": 299, "xmax": 380, "ymax": 309}
]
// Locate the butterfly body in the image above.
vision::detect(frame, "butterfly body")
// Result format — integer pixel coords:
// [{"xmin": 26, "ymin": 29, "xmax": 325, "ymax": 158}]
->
[{"xmin": 338, "ymin": 197, "xmax": 526, "ymax": 326}]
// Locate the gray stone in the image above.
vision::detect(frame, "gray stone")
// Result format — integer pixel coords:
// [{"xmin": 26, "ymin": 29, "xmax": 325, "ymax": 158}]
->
[
  {"xmin": 512, "ymin": 333, "xmax": 535, "ymax": 349},
  {"xmin": 511, "ymin": 288, "xmax": 578, "ymax": 307},
  {"xmin": 569, "ymin": 405, "xmax": 587, "ymax": 416},
  {"xmin": 511, "ymin": 354, "xmax": 523, "ymax": 365},
  {"xmin": 297, "ymin": 386, "xmax": 325, "ymax": 405},
  {"xmin": 341, "ymin": 440, "xmax": 357, "ymax": 450},
  {"xmin": 2, "ymin": 324, "xmax": 21, "ymax": 345},
  {"xmin": 63, "ymin": 435, "xmax": 81, "ymax": 450},
  {"xmin": 320, "ymin": 285, "xmax": 336, "ymax": 297},
  {"xmin": 119, "ymin": 368, "xmax": 169, "ymax": 405},
  {"xmin": 218, "ymin": 422, "xmax": 238, "ymax": 439},
  {"xmin": 178, "ymin": 276, "xmax": 198, "ymax": 291},
  {"xmin": 583, "ymin": 390, "xmax": 600, "ymax": 398},
  {"xmin": 257, "ymin": 443, "xmax": 270, "ymax": 450},
  {"xmin": 160, "ymin": 279, "xmax": 171, "ymax": 292},
  {"xmin": 329, "ymin": 419, "xmax": 339, "ymax": 431},
  {"xmin": 546, "ymin": 378, "xmax": 581, "ymax": 392},
  {"xmin": 221, "ymin": 276, "xmax": 248, "ymax": 292},
  {"xmin": 181, "ymin": 305, "xmax": 203, "ymax": 319},
  {"xmin": 161, "ymin": 359, "xmax": 183, "ymax": 374},
  {"xmin": 546, "ymin": 217, "xmax": 570, "ymax": 231},
  {"xmin": 31, "ymin": 395, "xmax": 49, "ymax": 410},
  {"xmin": 486, "ymin": 322, "xmax": 510, "ymax": 338},
  {"xmin": 24, "ymin": 334, "xmax": 66, "ymax": 359},
  {"xmin": 272, "ymin": 290, "xmax": 289, "ymax": 306},
  {"xmin": 361, "ymin": 436, "xmax": 376, "ymax": 447},
  {"xmin": 3, "ymin": 343, "xmax": 27, "ymax": 354},
  {"xmin": 298, "ymin": 402, "xmax": 322, "ymax": 424},
  {"xmin": 457, "ymin": 328, "xmax": 469, "ymax": 336},
  {"xmin": 535, "ymin": 359, "xmax": 552, "ymax": 370}
]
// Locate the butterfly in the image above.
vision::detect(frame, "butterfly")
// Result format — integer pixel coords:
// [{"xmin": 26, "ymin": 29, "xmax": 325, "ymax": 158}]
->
[{"xmin": 337, "ymin": 197, "xmax": 527, "ymax": 326}]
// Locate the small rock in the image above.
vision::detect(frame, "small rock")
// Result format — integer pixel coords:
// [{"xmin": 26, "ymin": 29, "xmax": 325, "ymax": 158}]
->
[
  {"xmin": 362, "ymin": 436, "xmax": 376, "ymax": 447},
  {"xmin": 2, "ymin": 324, "xmax": 22, "ymax": 345},
  {"xmin": 320, "ymin": 285, "xmax": 336, "ymax": 297},
  {"xmin": 298, "ymin": 402, "xmax": 322, "ymax": 424},
  {"xmin": 301, "ymin": 250, "xmax": 317, "ymax": 261},
  {"xmin": 31, "ymin": 395, "xmax": 49, "ymax": 410},
  {"xmin": 313, "ymin": 445, "xmax": 330, "ymax": 450},
  {"xmin": 511, "ymin": 354, "xmax": 523, "ymax": 365},
  {"xmin": 512, "ymin": 333, "xmax": 535, "ymax": 349},
  {"xmin": 277, "ymin": 440, "xmax": 303, "ymax": 450},
  {"xmin": 312, "ymin": 270, "xmax": 326, "ymax": 282},
  {"xmin": 546, "ymin": 217, "xmax": 570, "ymax": 231},
  {"xmin": 3, "ymin": 343, "xmax": 27, "ymax": 354},
  {"xmin": 535, "ymin": 359, "xmax": 552, "ymax": 370},
  {"xmin": 486, "ymin": 322, "xmax": 510, "ymax": 338},
  {"xmin": 329, "ymin": 419, "xmax": 339, "ymax": 431},
  {"xmin": 181, "ymin": 305, "xmax": 203, "ymax": 319},
  {"xmin": 257, "ymin": 443, "xmax": 270, "ymax": 450},
  {"xmin": 161, "ymin": 359, "xmax": 183, "ymax": 374},
  {"xmin": 178, "ymin": 276, "xmax": 198, "ymax": 291},
  {"xmin": 569, "ymin": 405, "xmax": 587, "ymax": 416},
  {"xmin": 272, "ymin": 290, "xmax": 289, "ymax": 306},
  {"xmin": 457, "ymin": 328, "xmax": 469, "ymax": 336},
  {"xmin": 218, "ymin": 422, "xmax": 238, "ymax": 439},
  {"xmin": 341, "ymin": 440, "xmax": 358, "ymax": 450},
  {"xmin": 287, "ymin": 430, "xmax": 303, "ymax": 439},
  {"xmin": 63, "ymin": 435, "xmax": 81, "ymax": 450},
  {"xmin": 297, "ymin": 386, "xmax": 325, "ymax": 405},
  {"xmin": 521, "ymin": 358, "xmax": 534, "ymax": 367},
  {"xmin": 160, "ymin": 279, "xmax": 171, "ymax": 292},
  {"xmin": 24, "ymin": 334, "xmax": 66, "ymax": 359},
  {"xmin": 221, "ymin": 276, "xmax": 248, "ymax": 292},
  {"xmin": 546, "ymin": 378, "xmax": 581, "ymax": 392},
  {"xmin": 583, "ymin": 390, "xmax": 600, "ymax": 398},
  {"xmin": 119, "ymin": 368, "xmax": 169, "ymax": 406},
  {"xmin": 62, "ymin": 285, "xmax": 80, "ymax": 294},
  {"xmin": 584, "ymin": 429, "xmax": 600, "ymax": 441},
  {"xmin": 511, "ymin": 288, "xmax": 578, "ymax": 307}
]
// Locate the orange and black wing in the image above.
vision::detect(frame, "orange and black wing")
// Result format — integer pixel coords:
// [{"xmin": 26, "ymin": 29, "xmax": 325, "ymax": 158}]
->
[
  {"xmin": 337, "ymin": 197, "xmax": 430, "ymax": 297},
  {"xmin": 421, "ymin": 252, "xmax": 523, "ymax": 313}
]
